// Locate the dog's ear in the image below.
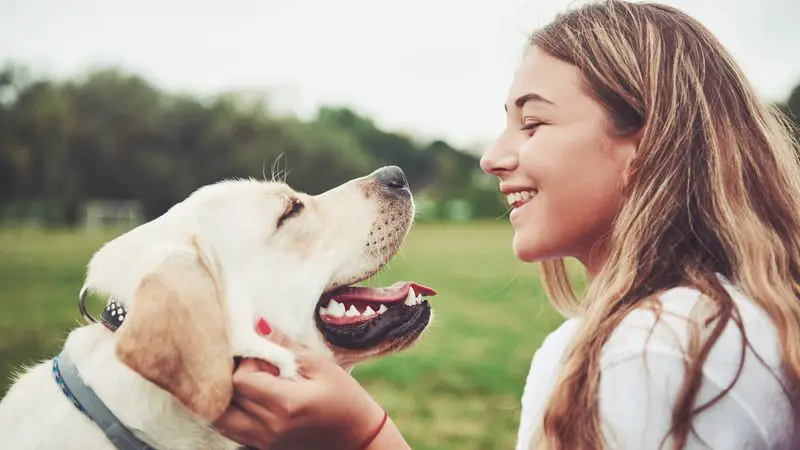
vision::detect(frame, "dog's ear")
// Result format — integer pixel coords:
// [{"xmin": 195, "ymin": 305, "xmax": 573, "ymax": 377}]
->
[{"xmin": 115, "ymin": 237, "xmax": 232, "ymax": 422}]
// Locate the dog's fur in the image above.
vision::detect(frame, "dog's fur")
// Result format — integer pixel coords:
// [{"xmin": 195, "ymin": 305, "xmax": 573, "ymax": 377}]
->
[{"xmin": 0, "ymin": 167, "xmax": 422, "ymax": 449}]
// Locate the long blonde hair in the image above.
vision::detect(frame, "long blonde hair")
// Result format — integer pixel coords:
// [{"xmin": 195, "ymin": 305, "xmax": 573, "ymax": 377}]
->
[{"xmin": 529, "ymin": 1, "xmax": 800, "ymax": 449}]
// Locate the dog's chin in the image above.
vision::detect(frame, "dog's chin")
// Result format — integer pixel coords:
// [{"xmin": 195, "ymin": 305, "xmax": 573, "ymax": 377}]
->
[{"xmin": 313, "ymin": 281, "xmax": 435, "ymax": 364}]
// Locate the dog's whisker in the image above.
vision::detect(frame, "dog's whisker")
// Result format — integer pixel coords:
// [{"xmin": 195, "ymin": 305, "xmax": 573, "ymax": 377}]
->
[
  {"xmin": 395, "ymin": 245, "xmax": 408, "ymax": 261},
  {"xmin": 270, "ymin": 153, "xmax": 290, "ymax": 183},
  {"xmin": 270, "ymin": 153, "xmax": 281, "ymax": 182}
]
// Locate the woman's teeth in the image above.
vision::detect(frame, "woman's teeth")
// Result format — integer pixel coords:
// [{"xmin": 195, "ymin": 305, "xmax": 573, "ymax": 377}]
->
[{"xmin": 506, "ymin": 190, "xmax": 537, "ymax": 207}]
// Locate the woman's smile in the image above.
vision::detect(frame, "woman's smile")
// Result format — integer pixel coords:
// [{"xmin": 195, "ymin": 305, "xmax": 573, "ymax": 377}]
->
[
  {"xmin": 505, "ymin": 190, "xmax": 537, "ymax": 209},
  {"xmin": 507, "ymin": 190, "xmax": 537, "ymax": 221}
]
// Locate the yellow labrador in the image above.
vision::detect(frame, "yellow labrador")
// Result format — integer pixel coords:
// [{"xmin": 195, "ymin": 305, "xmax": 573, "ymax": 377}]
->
[{"xmin": 0, "ymin": 166, "xmax": 435, "ymax": 450}]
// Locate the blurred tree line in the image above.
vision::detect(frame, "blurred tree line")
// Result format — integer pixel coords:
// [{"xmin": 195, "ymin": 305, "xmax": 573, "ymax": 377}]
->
[
  {"xmin": 0, "ymin": 64, "xmax": 504, "ymax": 227},
  {"xmin": 0, "ymin": 63, "xmax": 799, "ymax": 228}
]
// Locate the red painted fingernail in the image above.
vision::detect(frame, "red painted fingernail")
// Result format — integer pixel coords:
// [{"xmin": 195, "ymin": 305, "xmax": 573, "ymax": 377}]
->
[{"xmin": 256, "ymin": 318, "xmax": 272, "ymax": 335}]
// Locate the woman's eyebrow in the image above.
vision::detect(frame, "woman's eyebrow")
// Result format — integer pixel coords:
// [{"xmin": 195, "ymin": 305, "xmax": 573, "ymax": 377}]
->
[{"xmin": 505, "ymin": 92, "xmax": 556, "ymax": 112}]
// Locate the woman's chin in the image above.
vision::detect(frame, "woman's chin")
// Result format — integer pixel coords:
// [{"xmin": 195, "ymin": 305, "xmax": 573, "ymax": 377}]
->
[
  {"xmin": 513, "ymin": 229, "xmax": 570, "ymax": 263},
  {"xmin": 513, "ymin": 234, "xmax": 546, "ymax": 263}
]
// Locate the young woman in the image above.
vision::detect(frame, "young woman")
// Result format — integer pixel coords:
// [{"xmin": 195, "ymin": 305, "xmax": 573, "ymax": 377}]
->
[{"xmin": 213, "ymin": 1, "xmax": 800, "ymax": 449}]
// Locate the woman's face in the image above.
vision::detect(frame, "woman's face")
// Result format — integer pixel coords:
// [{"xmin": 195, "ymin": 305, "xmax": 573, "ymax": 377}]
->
[{"xmin": 480, "ymin": 46, "xmax": 637, "ymax": 272}]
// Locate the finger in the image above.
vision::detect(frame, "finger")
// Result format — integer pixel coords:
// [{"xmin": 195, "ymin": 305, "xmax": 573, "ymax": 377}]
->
[
  {"xmin": 232, "ymin": 367, "xmax": 309, "ymax": 407},
  {"xmin": 230, "ymin": 391, "xmax": 305, "ymax": 445},
  {"xmin": 231, "ymin": 391, "xmax": 285, "ymax": 424},
  {"xmin": 254, "ymin": 318, "xmax": 328, "ymax": 377},
  {"xmin": 256, "ymin": 318, "xmax": 310, "ymax": 353},
  {"xmin": 237, "ymin": 358, "xmax": 280, "ymax": 376},
  {"xmin": 212, "ymin": 403, "xmax": 274, "ymax": 447}
]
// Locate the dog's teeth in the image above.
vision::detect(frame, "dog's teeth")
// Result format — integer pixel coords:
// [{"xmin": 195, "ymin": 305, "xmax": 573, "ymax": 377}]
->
[
  {"xmin": 405, "ymin": 287, "xmax": 416, "ymax": 306},
  {"xmin": 345, "ymin": 305, "xmax": 361, "ymax": 317},
  {"xmin": 319, "ymin": 306, "xmax": 329, "ymax": 316},
  {"xmin": 415, "ymin": 294, "xmax": 424, "ymax": 305},
  {"xmin": 363, "ymin": 306, "xmax": 376, "ymax": 317},
  {"xmin": 378, "ymin": 304, "xmax": 388, "ymax": 314},
  {"xmin": 328, "ymin": 300, "xmax": 345, "ymax": 318}
]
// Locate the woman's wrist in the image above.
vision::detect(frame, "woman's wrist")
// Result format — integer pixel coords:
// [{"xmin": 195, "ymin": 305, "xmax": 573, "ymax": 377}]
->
[
  {"xmin": 363, "ymin": 416, "xmax": 410, "ymax": 450},
  {"xmin": 357, "ymin": 409, "xmax": 389, "ymax": 450},
  {"xmin": 330, "ymin": 388, "xmax": 393, "ymax": 450}
]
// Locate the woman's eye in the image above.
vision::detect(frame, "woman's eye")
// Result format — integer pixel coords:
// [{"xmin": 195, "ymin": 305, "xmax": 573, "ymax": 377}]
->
[
  {"xmin": 520, "ymin": 120, "xmax": 544, "ymax": 134},
  {"xmin": 277, "ymin": 198, "xmax": 305, "ymax": 228}
]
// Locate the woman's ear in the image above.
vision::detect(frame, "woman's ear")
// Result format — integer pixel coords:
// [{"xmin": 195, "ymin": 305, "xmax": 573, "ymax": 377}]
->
[{"xmin": 620, "ymin": 129, "xmax": 643, "ymax": 187}]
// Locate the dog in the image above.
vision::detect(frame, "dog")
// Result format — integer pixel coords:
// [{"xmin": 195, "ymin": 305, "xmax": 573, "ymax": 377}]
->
[{"xmin": 0, "ymin": 165, "xmax": 436, "ymax": 449}]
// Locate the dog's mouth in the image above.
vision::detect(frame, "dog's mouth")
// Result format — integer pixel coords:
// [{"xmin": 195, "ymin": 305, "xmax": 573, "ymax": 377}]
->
[{"xmin": 314, "ymin": 281, "xmax": 436, "ymax": 350}]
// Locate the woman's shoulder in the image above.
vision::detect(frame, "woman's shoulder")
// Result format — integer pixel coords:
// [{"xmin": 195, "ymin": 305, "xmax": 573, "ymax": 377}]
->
[
  {"xmin": 599, "ymin": 275, "xmax": 793, "ymax": 448},
  {"xmin": 517, "ymin": 276, "xmax": 794, "ymax": 450},
  {"xmin": 526, "ymin": 275, "xmax": 782, "ymax": 370},
  {"xmin": 603, "ymin": 275, "xmax": 783, "ymax": 369}
]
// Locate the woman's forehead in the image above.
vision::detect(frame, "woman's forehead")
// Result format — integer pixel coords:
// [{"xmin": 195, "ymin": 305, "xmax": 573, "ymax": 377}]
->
[{"xmin": 505, "ymin": 47, "xmax": 586, "ymax": 112}]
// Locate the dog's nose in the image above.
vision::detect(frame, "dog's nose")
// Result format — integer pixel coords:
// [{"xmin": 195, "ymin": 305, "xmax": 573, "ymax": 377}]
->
[{"xmin": 375, "ymin": 166, "xmax": 409, "ymax": 191}]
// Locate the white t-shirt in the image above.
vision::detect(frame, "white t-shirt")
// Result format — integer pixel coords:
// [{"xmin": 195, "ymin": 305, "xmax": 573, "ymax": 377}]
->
[{"xmin": 516, "ymin": 276, "xmax": 797, "ymax": 450}]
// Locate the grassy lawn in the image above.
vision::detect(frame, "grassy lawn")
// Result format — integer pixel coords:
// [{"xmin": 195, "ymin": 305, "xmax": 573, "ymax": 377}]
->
[{"xmin": 0, "ymin": 221, "xmax": 580, "ymax": 449}]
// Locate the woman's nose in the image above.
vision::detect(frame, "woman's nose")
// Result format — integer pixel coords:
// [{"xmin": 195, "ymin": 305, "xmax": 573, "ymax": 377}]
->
[{"xmin": 480, "ymin": 139, "xmax": 519, "ymax": 176}]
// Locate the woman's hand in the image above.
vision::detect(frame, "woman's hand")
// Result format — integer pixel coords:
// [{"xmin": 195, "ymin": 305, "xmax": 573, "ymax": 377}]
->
[{"xmin": 213, "ymin": 320, "xmax": 405, "ymax": 450}]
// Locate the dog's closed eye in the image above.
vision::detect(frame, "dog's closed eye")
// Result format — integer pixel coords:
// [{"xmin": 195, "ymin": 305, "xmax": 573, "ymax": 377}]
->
[{"xmin": 277, "ymin": 197, "xmax": 304, "ymax": 228}]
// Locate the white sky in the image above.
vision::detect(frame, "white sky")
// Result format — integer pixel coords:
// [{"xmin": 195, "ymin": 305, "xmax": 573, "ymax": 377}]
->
[{"xmin": 1, "ymin": 0, "xmax": 798, "ymax": 152}]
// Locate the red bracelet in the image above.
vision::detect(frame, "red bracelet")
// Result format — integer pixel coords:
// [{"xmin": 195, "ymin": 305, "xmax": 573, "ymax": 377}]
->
[{"xmin": 357, "ymin": 409, "xmax": 389, "ymax": 450}]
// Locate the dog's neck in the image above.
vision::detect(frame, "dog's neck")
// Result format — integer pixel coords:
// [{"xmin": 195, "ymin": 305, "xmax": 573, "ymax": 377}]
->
[{"xmin": 62, "ymin": 325, "xmax": 239, "ymax": 450}]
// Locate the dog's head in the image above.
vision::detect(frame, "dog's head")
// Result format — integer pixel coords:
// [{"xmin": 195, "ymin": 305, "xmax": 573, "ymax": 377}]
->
[{"xmin": 82, "ymin": 166, "xmax": 434, "ymax": 422}]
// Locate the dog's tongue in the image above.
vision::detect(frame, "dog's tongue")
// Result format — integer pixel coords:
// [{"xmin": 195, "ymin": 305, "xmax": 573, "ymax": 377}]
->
[{"xmin": 325, "ymin": 281, "xmax": 436, "ymax": 304}]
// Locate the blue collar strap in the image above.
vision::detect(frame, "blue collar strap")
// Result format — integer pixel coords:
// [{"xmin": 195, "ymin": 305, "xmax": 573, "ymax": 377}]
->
[{"xmin": 52, "ymin": 352, "xmax": 156, "ymax": 450}]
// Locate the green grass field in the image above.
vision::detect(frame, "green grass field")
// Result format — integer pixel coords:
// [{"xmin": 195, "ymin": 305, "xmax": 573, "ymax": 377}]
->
[{"xmin": 0, "ymin": 221, "xmax": 578, "ymax": 449}]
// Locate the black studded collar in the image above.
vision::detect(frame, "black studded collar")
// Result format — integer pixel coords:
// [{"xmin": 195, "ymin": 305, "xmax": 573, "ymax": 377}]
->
[
  {"xmin": 100, "ymin": 300, "xmax": 126, "ymax": 331},
  {"xmin": 78, "ymin": 286, "xmax": 127, "ymax": 332}
]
